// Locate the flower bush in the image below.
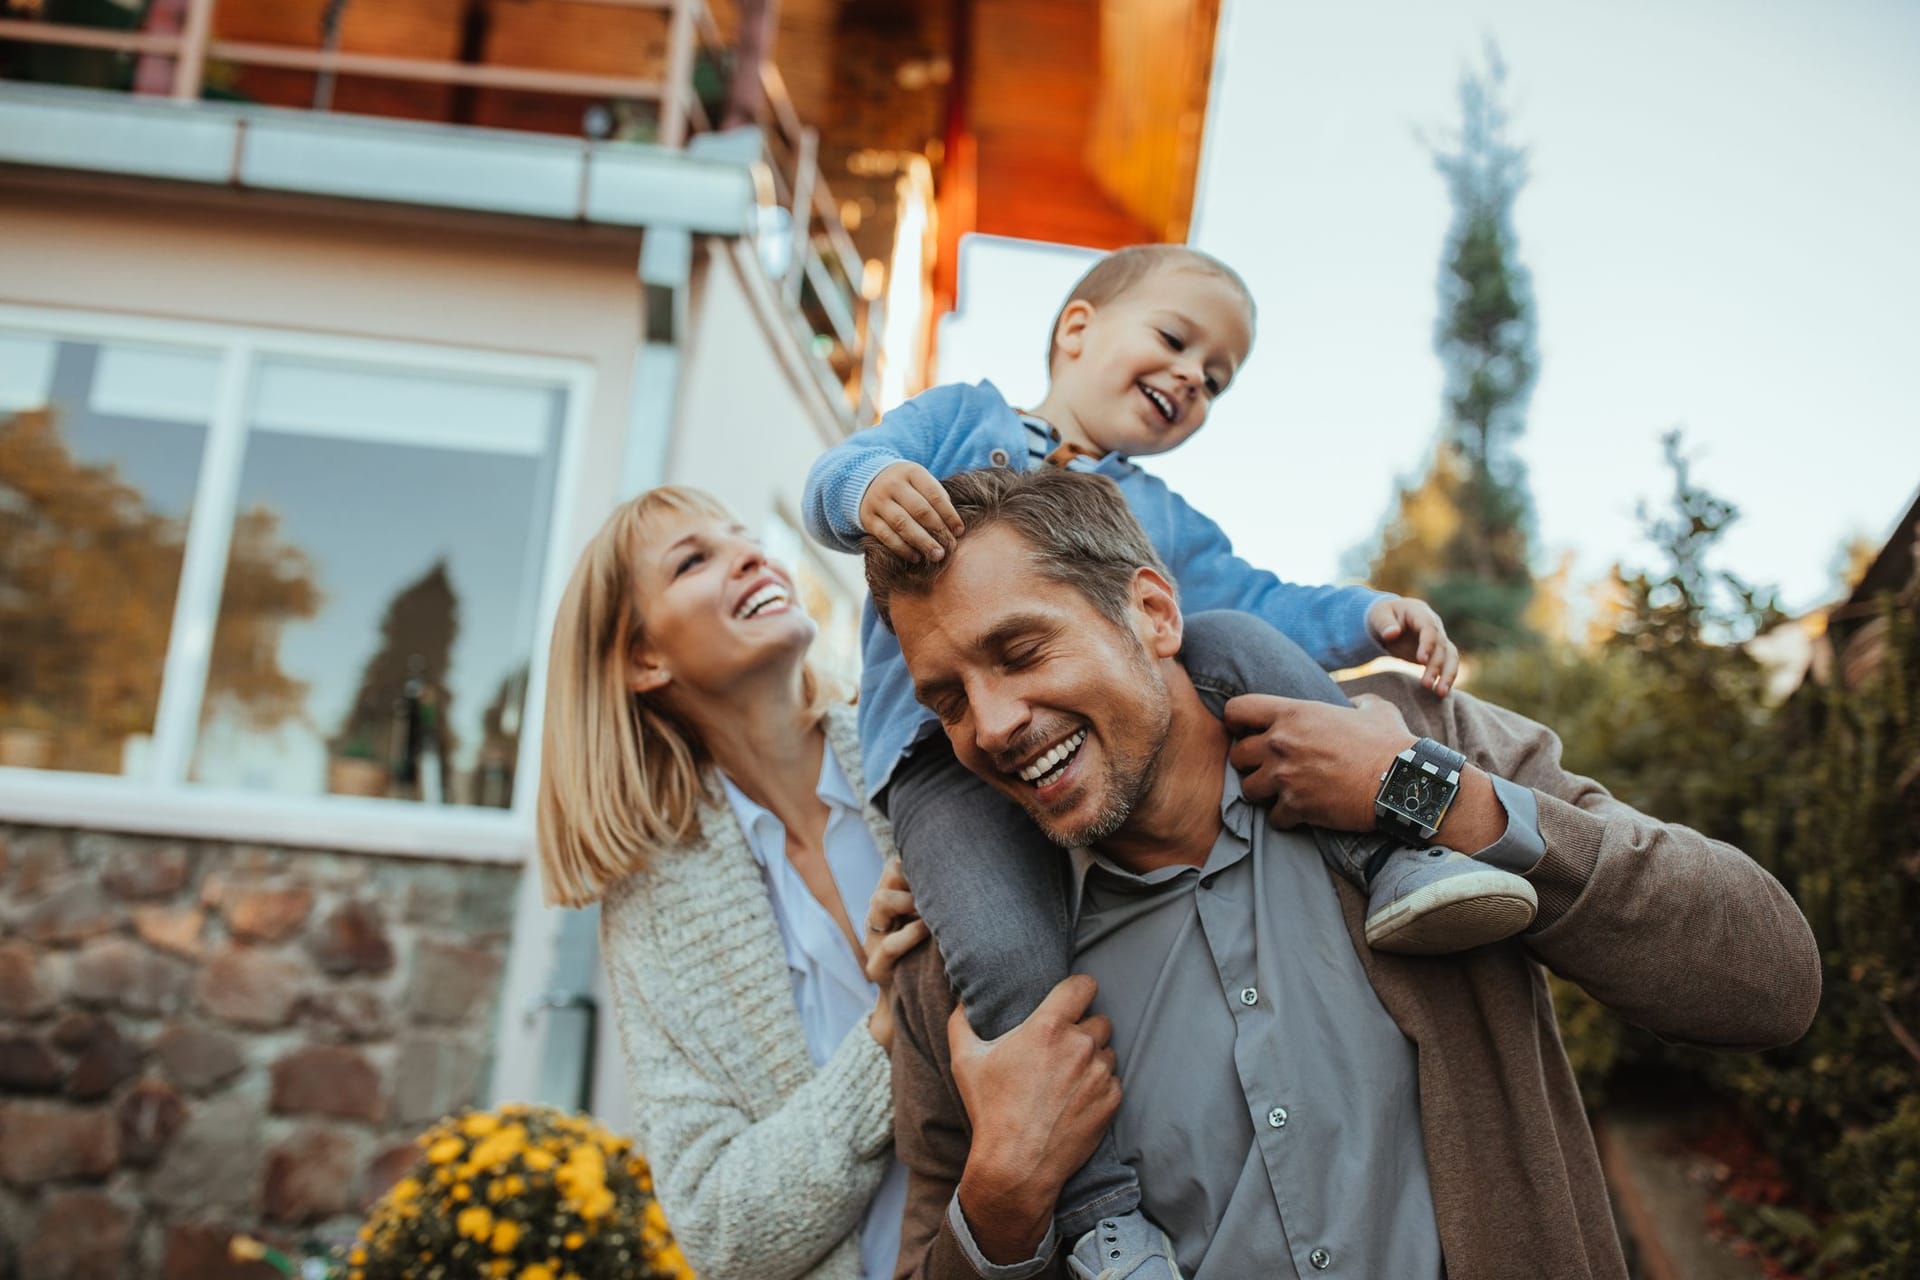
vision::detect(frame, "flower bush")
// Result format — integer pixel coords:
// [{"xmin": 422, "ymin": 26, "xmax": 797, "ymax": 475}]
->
[{"xmin": 347, "ymin": 1103, "xmax": 693, "ymax": 1280}]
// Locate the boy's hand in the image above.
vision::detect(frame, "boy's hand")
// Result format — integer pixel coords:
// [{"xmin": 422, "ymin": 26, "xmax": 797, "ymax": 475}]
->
[
  {"xmin": 1367, "ymin": 595, "xmax": 1459, "ymax": 696},
  {"xmin": 860, "ymin": 461, "xmax": 965, "ymax": 562}
]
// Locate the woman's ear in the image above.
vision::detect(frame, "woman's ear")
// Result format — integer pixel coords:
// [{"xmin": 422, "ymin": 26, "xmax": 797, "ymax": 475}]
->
[{"xmin": 626, "ymin": 645, "xmax": 672, "ymax": 694}]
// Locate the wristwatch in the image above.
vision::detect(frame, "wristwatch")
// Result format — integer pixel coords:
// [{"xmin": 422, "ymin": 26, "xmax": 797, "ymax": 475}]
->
[{"xmin": 1374, "ymin": 737, "xmax": 1467, "ymax": 845}]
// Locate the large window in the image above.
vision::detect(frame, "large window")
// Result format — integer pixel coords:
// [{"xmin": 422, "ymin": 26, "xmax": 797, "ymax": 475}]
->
[{"xmin": 0, "ymin": 310, "xmax": 583, "ymax": 830}]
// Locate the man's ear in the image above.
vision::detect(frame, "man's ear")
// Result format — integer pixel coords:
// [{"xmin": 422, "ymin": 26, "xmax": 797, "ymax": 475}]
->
[
  {"xmin": 1053, "ymin": 300, "xmax": 1096, "ymax": 362},
  {"xmin": 1130, "ymin": 566, "xmax": 1185, "ymax": 659}
]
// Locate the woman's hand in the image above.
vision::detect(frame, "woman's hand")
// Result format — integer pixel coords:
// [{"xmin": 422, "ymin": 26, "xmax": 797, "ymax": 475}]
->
[{"xmin": 862, "ymin": 856, "xmax": 930, "ymax": 1051}]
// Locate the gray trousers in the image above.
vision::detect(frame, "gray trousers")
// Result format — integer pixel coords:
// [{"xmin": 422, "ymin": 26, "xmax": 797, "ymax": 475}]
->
[{"xmin": 881, "ymin": 611, "xmax": 1383, "ymax": 1238}]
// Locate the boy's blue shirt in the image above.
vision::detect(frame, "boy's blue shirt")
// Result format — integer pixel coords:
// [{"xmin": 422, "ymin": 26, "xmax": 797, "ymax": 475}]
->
[{"xmin": 802, "ymin": 379, "xmax": 1390, "ymax": 799}]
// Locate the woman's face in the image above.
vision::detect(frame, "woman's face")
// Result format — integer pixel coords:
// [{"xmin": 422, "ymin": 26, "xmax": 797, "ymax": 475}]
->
[{"xmin": 627, "ymin": 506, "xmax": 815, "ymax": 702}]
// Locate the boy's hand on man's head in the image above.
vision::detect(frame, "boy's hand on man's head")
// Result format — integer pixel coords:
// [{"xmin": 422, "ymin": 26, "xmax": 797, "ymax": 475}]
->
[
  {"xmin": 859, "ymin": 461, "xmax": 966, "ymax": 563},
  {"xmin": 1368, "ymin": 595, "xmax": 1460, "ymax": 696}
]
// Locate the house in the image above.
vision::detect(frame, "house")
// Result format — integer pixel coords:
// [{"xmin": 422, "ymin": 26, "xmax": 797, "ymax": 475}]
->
[{"xmin": 0, "ymin": 0, "xmax": 1219, "ymax": 1271}]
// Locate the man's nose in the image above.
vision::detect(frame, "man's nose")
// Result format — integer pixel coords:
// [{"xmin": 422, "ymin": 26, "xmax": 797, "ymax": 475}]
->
[{"xmin": 970, "ymin": 686, "xmax": 1029, "ymax": 758}]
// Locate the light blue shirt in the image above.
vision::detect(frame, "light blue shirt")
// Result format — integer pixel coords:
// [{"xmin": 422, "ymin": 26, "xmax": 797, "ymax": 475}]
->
[
  {"xmin": 720, "ymin": 748, "xmax": 909, "ymax": 1280},
  {"xmin": 801, "ymin": 380, "xmax": 1391, "ymax": 799}
]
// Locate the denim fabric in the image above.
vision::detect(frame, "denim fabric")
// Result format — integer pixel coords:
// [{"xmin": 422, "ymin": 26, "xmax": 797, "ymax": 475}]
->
[{"xmin": 801, "ymin": 379, "xmax": 1390, "ymax": 798}]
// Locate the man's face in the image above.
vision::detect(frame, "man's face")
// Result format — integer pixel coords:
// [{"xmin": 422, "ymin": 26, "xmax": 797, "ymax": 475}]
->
[{"xmin": 890, "ymin": 525, "xmax": 1174, "ymax": 847}]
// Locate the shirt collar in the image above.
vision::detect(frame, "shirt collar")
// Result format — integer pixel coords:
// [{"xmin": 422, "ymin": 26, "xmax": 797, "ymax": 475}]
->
[
  {"xmin": 1017, "ymin": 410, "xmax": 1126, "ymax": 469},
  {"xmin": 720, "ymin": 740, "xmax": 862, "ymax": 870},
  {"xmin": 1066, "ymin": 759, "xmax": 1252, "ymax": 920}
]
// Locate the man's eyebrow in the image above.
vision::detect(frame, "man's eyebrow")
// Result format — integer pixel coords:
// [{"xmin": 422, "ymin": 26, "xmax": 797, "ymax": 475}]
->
[
  {"xmin": 912, "ymin": 673, "xmax": 960, "ymax": 708},
  {"xmin": 973, "ymin": 613, "xmax": 1058, "ymax": 652}
]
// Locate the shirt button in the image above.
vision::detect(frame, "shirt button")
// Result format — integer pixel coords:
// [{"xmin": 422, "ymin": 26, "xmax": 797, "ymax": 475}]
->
[
  {"xmin": 989, "ymin": 448, "xmax": 1010, "ymax": 466},
  {"xmin": 1239, "ymin": 986, "xmax": 1259, "ymax": 1006},
  {"xmin": 1266, "ymin": 1106, "xmax": 1288, "ymax": 1128},
  {"xmin": 1310, "ymin": 1247, "xmax": 1331, "ymax": 1269}
]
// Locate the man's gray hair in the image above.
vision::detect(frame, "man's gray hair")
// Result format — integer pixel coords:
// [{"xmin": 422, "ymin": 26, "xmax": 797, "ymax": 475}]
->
[{"xmin": 864, "ymin": 466, "xmax": 1172, "ymax": 633}]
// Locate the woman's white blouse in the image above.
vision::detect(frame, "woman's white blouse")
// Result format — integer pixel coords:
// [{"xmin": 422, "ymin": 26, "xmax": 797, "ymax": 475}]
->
[{"xmin": 720, "ymin": 749, "xmax": 909, "ymax": 1280}]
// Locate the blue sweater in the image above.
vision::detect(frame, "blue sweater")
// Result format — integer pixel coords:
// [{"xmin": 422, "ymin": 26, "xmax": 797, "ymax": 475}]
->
[{"xmin": 802, "ymin": 380, "xmax": 1389, "ymax": 798}]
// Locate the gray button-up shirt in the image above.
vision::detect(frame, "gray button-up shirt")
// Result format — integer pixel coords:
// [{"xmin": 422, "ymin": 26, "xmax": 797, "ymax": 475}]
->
[
  {"xmin": 1061, "ymin": 762, "xmax": 1445, "ymax": 1278},
  {"xmin": 947, "ymin": 762, "xmax": 1547, "ymax": 1278}
]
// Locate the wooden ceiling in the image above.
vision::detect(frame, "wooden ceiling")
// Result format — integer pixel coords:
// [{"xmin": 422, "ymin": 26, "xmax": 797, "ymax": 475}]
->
[{"xmin": 192, "ymin": 0, "xmax": 1219, "ymax": 273}]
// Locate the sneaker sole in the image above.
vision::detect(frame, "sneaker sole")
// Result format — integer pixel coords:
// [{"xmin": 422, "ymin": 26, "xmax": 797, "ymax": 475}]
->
[{"xmin": 1365, "ymin": 869, "xmax": 1538, "ymax": 955}]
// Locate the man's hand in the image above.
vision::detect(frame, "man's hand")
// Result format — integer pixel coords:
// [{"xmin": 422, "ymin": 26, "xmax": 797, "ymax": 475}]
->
[
  {"xmin": 1367, "ymin": 595, "xmax": 1460, "ymax": 696},
  {"xmin": 951, "ymin": 975, "xmax": 1121, "ymax": 1264},
  {"xmin": 1224, "ymin": 693, "xmax": 1415, "ymax": 830},
  {"xmin": 859, "ymin": 461, "xmax": 965, "ymax": 562}
]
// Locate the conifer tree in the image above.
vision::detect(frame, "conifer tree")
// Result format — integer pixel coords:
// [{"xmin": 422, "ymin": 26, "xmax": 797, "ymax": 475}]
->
[{"xmin": 1368, "ymin": 45, "xmax": 1539, "ymax": 650}]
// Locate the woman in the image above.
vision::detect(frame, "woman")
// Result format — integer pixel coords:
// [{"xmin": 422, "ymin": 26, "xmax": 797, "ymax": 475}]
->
[{"xmin": 537, "ymin": 486, "xmax": 928, "ymax": 1280}]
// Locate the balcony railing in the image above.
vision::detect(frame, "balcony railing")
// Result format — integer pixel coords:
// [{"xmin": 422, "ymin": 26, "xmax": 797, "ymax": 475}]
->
[{"xmin": 0, "ymin": 0, "xmax": 884, "ymax": 424}]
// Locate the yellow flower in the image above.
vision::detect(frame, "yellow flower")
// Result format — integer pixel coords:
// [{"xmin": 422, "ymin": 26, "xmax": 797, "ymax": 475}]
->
[
  {"xmin": 522, "ymin": 1149, "xmax": 556, "ymax": 1173},
  {"xmin": 453, "ymin": 1183, "xmax": 472, "ymax": 1201},
  {"xmin": 428, "ymin": 1136, "xmax": 466, "ymax": 1164},
  {"xmin": 563, "ymin": 1232, "xmax": 584, "ymax": 1250},
  {"xmin": 349, "ymin": 1247, "xmax": 368, "ymax": 1266},
  {"xmin": 520, "ymin": 1267, "xmax": 556, "ymax": 1280},
  {"xmin": 229, "ymin": 1237, "xmax": 267, "ymax": 1262},
  {"xmin": 491, "ymin": 1220, "xmax": 522, "ymax": 1253},
  {"xmin": 505, "ymin": 1175, "xmax": 527, "ymax": 1196},
  {"xmin": 456, "ymin": 1205, "xmax": 494, "ymax": 1242},
  {"xmin": 462, "ymin": 1111, "xmax": 501, "ymax": 1137}
]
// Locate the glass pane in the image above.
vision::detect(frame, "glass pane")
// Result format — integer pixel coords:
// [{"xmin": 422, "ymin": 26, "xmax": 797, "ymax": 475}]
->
[
  {"xmin": 0, "ymin": 331, "xmax": 217, "ymax": 778},
  {"xmin": 189, "ymin": 354, "xmax": 565, "ymax": 809}
]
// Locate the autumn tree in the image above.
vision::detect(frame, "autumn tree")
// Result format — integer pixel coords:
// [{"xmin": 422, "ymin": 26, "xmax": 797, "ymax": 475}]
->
[
  {"xmin": 1365, "ymin": 45, "xmax": 1539, "ymax": 650},
  {"xmin": 0, "ymin": 408, "xmax": 320, "ymax": 771}
]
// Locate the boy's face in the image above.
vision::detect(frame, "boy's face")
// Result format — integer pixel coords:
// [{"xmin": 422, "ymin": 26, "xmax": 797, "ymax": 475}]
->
[{"xmin": 1053, "ymin": 266, "xmax": 1255, "ymax": 458}]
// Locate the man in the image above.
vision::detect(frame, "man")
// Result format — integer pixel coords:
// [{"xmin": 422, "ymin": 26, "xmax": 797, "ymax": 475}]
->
[{"xmin": 865, "ymin": 466, "xmax": 1819, "ymax": 1280}]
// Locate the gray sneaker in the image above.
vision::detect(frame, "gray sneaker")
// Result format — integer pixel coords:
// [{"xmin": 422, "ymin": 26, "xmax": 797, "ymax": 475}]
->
[
  {"xmin": 1364, "ymin": 846, "xmax": 1537, "ymax": 954},
  {"xmin": 1067, "ymin": 1210, "xmax": 1184, "ymax": 1280}
]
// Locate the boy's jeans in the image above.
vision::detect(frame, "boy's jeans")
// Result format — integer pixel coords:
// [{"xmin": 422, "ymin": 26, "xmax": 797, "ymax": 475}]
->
[{"xmin": 880, "ymin": 611, "xmax": 1366, "ymax": 1238}]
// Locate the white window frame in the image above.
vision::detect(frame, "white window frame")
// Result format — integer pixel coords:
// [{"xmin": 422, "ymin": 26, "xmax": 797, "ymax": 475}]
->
[{"xmin": 0, "ymin": 304, "xmax": 593, "ymax": 863}]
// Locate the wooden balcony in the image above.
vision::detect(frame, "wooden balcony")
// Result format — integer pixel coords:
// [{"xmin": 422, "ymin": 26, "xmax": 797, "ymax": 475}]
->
[{"xmin": 0, "ymin": 0, "xmax": 891, "ymax": 423}]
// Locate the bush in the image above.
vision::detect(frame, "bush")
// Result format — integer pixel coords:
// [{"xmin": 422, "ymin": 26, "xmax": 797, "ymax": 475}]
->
[
  {"xmin": 351, "ymin": 1104, "xmax": 692, "ymax": 1280},
  {"xmin": 1467, "ymin": 440, "xmax": 1920, "ymax": 1274}
]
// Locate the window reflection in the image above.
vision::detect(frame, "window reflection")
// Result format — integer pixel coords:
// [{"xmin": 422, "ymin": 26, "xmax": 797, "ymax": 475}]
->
[
  {"xmin": 0, "ymin": 334, "xmax": 217, "ymax": 777},
  {"xmin": 190, "ymin": 356, "xmax": 562, "ymax": 808}
]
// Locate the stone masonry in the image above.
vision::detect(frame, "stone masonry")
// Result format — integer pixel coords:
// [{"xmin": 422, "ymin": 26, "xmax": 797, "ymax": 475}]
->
[{"xmin": 0, "ymin": 824, "xmax": 521, "ymax": 1279}]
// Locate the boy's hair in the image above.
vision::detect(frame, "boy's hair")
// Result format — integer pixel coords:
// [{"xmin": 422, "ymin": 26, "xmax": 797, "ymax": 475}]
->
[
  {"xmin": 1045, "ymin": 244, "xmax": 1254, "ymax": 372},
  {"xmin": 865, "ymin": 466, "xmax": 1172, "ymax": 634}
]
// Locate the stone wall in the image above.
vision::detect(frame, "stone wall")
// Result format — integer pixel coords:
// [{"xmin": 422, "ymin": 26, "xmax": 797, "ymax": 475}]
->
[{"xmin": 0, "ymin": 824, "xmax": 523, "ymax": 1280}]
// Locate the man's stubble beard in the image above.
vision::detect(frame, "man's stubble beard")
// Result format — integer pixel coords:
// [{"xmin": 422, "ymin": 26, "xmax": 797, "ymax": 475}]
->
[{"xmin": 1026, "ymin": 641, "xmax": 1172, "ymax": 849}]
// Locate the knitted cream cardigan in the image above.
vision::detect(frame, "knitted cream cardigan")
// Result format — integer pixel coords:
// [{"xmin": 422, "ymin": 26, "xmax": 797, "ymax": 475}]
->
[{"xmin": 600, "ymin": 703, "xmax": 898, "ymax": 1280}]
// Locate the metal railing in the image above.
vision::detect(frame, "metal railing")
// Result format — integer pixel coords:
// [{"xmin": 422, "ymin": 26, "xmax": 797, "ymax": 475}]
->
[{"xmin": 0, "ymin": 0, "xmax": 883, "ymax": 423}]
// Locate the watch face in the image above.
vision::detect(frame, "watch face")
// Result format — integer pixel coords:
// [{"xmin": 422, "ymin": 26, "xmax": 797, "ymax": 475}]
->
[{"xmin": 1382, "ymin": 760, "xmax": 1451, "ymax": 827}]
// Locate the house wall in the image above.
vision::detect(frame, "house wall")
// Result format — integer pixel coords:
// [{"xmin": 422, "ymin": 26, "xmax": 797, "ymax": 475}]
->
[
  {"xmin": 674, "ymin": 238, "xmax": 861, "ymax": 598},
  {"xmin": 0, "ymin": 822, "xmax": 519, "ymax": 1277},
  {"xmin": 0, "ymin": 181, "xmax": 645, "ymax": 546},
  {"xmin": 0, "ymin": 181, "xmax": 656, "ymax": 1276}
]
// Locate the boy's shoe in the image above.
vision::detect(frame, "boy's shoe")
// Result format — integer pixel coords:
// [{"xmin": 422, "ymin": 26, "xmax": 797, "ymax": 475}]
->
[
  {"xmin": 1068, "ymin": 1211, "xmax": 1184, "ymax": 1280},
  {"xmin": 1363, "ymin": 846, "xmax": 1537, "ymax": 954}
]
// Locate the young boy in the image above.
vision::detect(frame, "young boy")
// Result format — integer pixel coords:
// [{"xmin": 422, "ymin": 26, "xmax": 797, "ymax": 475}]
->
[{"xmin": 804, "ymin": 245, "xmax": 1539, "ymax": 1280}]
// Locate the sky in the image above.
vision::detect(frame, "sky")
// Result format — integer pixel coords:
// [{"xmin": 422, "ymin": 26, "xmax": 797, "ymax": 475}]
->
[{"xmin": 939, "ymin": 0, "xmax": 1920, "ymax": 619}]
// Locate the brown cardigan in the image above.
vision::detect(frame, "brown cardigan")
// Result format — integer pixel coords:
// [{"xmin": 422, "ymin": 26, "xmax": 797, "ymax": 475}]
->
[{"xmin": 889, "ymin": 673, "xmax": 1822, "ymax": 1280}]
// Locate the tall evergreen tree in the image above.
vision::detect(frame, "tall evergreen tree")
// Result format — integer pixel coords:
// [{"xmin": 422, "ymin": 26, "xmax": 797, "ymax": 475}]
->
[{"xmin": 1368, "ymin": 45, "xmax": 1539, "ymax": 650}]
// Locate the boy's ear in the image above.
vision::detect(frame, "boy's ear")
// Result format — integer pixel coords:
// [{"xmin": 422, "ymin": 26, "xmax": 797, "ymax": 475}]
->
[{"xmin": 1053, "ymin": 300, "xmax": 1096, "ymax": 361}]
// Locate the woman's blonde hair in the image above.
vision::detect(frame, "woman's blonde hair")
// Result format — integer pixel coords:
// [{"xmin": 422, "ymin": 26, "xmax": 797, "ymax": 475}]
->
[{"xmin": 536, "ymin": 485, "xmax": 833, "ymax": 907}]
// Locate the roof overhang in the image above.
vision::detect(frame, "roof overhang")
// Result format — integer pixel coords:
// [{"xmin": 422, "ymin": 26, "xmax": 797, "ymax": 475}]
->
[{"xmin": 0, "ymin": 83, "xmax": 756, "ymax": 236}]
